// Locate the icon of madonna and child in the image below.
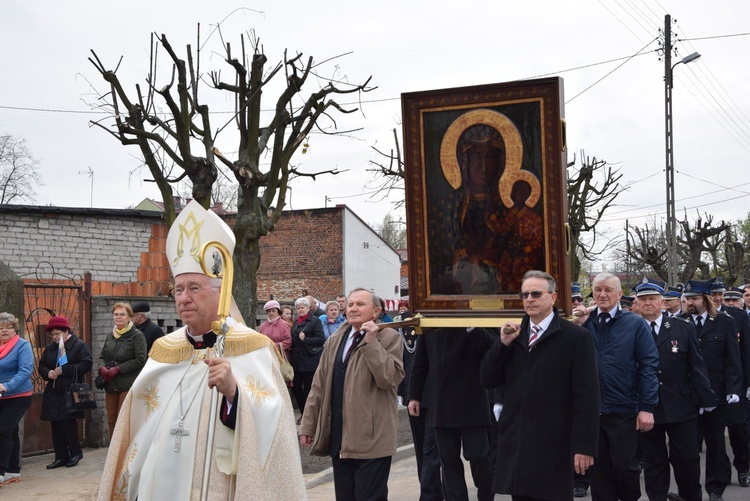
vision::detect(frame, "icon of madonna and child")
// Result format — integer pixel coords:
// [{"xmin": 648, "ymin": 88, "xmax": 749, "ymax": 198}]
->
[{"xmin": 422, "ymin": 102, "xmax": 547, "ymax": 297}]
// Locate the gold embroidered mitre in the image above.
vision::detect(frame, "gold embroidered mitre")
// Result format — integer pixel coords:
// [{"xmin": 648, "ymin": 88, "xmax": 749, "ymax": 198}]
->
[{"xmin": 166, "ymin": 200, "xmax": 236, "ymax": 277}]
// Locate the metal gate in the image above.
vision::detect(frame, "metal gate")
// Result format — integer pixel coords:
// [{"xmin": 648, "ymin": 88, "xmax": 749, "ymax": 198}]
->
[{"xmin": 20, "ymin": 263, "xmax": 91, "ymax": 457}]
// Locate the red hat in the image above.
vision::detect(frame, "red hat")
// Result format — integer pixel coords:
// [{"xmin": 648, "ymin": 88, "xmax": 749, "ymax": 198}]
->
[{"xmin": 46, "ymin": 316, "xmax": 71, "ymax": 331}]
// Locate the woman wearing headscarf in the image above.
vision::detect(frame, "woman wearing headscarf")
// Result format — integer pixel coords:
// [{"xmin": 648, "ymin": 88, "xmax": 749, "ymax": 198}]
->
[
  {"xmin": 98, "ymin": 302, "xmax": 147, "ymax": 438},
  {"xmin": 39, "ymin": 315, "xmax": 93, "ymax": 469},
  {"xmin": 0, "ymin": 312, "xmax": 33, "ymax": 486},
  {"xmin": 257, "ymin": 300, "xmax": 292, "ymax": 359},
  {"xmin": 289, "ymin": 297, "xmax": 325, "ymax": 421}
]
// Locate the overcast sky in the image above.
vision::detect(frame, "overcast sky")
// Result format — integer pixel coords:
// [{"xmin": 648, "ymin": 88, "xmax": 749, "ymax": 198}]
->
[{"xmin": 1, "ymin": 1, "xmax": 749, "ymax": 253}]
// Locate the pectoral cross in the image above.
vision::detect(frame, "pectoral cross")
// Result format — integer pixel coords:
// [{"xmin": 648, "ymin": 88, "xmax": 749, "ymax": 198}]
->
[{"xmin": 170, "ymin": 421, "xmax": 189, "ymax": 452}]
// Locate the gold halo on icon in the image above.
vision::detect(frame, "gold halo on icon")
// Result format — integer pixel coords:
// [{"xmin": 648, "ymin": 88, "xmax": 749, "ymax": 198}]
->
[{"xmin": 439, "ymin": 109, "xmax": 540, "ymax": 208}]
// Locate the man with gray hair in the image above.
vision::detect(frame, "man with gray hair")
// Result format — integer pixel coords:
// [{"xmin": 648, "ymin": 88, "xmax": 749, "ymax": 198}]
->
[
  {"xmin": 300, "ymin": 288, "xmax": 404, "ymax": 500},
  {"xmin": 481, "ymin": 270, "xmax": 600, "ymax": 499},
  {"xmin": 573, "ymin": 272, "xmax": 659, "ymax": 501}
]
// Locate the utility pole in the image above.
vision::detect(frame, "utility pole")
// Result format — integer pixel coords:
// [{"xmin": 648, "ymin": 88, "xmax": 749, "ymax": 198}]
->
[{"xmin": 663, "ymin": 14, "xmax": 700, "ymax": 286}]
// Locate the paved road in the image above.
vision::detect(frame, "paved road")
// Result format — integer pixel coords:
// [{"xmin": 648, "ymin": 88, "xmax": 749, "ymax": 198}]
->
[{"xmin": 7, "ymin": 440, "xmax": 750, "ymax": 500}]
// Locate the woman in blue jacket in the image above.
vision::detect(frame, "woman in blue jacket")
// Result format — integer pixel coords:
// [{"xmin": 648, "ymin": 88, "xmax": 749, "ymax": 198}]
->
[{"xmin": 0, "ymin": 312, "xmax": 34, "ymax": 486}]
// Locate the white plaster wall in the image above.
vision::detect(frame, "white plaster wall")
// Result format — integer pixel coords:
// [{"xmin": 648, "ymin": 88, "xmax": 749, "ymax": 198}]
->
[{"xmin": 341, "ymin": 207, "xmax": 401, "ymax": 302}]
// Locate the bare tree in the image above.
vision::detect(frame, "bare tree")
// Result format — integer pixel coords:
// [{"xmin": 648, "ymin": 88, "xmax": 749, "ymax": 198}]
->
[
  {"xmin": 566, "ymin": 151, "xmax": 625, "ymax": 280},
  {"xmin": 368, "ymin": 128, "xmax": 405, "ymax": 209},
  {"xmin": 716, "ymin": 213, "xmax": 750, "ymax": 286},
  {"xmin": 626, "ymin": 211, "xmax": 730, "ymax": 284},
  {"xmin": 0, "ymin": 133, "xmax": 42, "ymax": 204},
  {"xmin": 88, "ymin": 29, "xmax": 372, "ymax": 321},
  {"xmin": 377, "ymin": 213, "xmax": 406, "ymax": 249}
]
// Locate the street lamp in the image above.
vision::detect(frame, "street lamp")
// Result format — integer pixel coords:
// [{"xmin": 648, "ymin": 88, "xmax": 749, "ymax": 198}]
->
[{"xmin": 664, "ymin": 13, "xmax": 700, "ymax": 286}]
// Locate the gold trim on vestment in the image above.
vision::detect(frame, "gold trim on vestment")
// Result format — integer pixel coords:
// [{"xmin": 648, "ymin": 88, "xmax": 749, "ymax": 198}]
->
[{"xmin": 149, "ymin": 327, "xmax": 275, "ymax": 364}]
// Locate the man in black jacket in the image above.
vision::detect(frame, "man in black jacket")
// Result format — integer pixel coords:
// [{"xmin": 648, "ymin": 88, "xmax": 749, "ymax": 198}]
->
[
  {"xmin": 713, "ymin": 283, "xmax": 750, "ymax": 487},
  {"xmin": 681, "ymin": 279, "xmax": 744, "ymax": 500},
  {"xmin": 636, "ymin": 278, "xmax": 716, "ymax": 501},
  {"xmin": 480, "ymin": 270, "xmax": 600, "ymax": 500},
  {"xmin": 409, "ymin": 323, "xmax": 495, "ymax": 501},
  {"xmin": 131, "ymin": 301, "xmax": 164, "ymax": 353}
]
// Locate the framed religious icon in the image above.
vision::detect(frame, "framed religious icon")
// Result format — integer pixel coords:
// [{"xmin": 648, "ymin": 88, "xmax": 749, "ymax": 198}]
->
[{"xmin": 402, "ymin": 77, "xmax": 571, "ymax": 317}]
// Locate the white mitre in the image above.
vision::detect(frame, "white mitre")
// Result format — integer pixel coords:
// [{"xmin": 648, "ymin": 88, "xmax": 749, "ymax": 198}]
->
[
  {"xmin": 166, "ymin": 200, "xmax": 244, "ymax": 323},
  {"xmin": 166, "ymin": 199, "xmax": 235, "ymax": 277}
]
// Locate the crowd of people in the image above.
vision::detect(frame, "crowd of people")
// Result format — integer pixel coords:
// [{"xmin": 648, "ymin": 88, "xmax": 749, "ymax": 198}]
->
[{"xmin": 1, "ymin": 201, "xmax": 748, "ymax": 500}]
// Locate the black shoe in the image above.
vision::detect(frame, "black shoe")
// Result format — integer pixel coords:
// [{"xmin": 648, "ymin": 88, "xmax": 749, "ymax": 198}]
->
[
  {"xmin": 739, "ymin": 471, "xmax": 750, "ymax": 487},
  {"xmin": 573, "ymin": 486, "xmax": 588, "ymax": 497},
  {"xmin": 46, "ymin": 459, "xmax": 66, "ymax": 469},
  {"xmin": 708, "ymin": 494, "xmax": 724, "ymax": 501},
  {"xmin": 666, "ymin": 493, "xmax": 685, "ymax": 501},
  {"xmin": 66, "ymin": 455, "xmax": 81, "ymax": 467}
]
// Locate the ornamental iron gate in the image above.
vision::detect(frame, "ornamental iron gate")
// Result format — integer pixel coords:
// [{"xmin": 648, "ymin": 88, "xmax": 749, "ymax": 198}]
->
[{"xmin": 20, "ymin": 263, "xmax": 92, "ymax": 457}]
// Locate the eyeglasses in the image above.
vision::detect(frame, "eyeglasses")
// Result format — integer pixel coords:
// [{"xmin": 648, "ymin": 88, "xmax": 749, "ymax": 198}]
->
[{"xmin": 519, "ymin": 291, "xmax": 548, "ymax": 299}]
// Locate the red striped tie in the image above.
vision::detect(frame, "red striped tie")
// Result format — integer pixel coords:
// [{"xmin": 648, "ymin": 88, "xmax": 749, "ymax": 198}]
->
[{"xmin": 529, "ymin": 324, "xmax": 541, "ymax": 350}]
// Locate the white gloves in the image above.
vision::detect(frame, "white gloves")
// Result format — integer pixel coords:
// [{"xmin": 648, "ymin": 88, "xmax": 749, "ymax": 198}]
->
[
  {"xmin": 727, "ymin": 394, "xmax": 740, "ymax": 405},
  {"xmin": 493, "ymin": 403, "xmax": 503, "ymax": 422},
  {"xmin": 746, "ymin": 387, "xmax": 750, "ymax": 400},
  {"xmin": 699, "ymin": 407, "xmax": 716, "ymax": 414}
]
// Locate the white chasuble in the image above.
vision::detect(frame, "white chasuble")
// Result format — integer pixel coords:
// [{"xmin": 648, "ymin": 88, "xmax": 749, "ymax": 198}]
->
[{"xmin": 98, "ymin": 325, "xmax": 307, "ymax": 501}]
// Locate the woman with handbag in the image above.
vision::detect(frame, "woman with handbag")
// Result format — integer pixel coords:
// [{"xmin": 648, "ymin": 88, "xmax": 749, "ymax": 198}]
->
[
  {"xmin": 98, "ymin": 302, "xmax": 147, "ymax": 438},
  {"xmin": 289, "ymin": 297, "xmax": 325, "ymax": 422},
  {"xmin": 38, "ymin": 315, "xmax": 92, "ymax": 469},
  {"xmin": 0, "ymin": 312, "xmax": 33, "ymax": 486}
]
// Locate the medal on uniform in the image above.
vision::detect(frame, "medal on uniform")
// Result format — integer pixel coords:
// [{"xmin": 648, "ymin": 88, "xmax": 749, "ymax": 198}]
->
[{"xmin": 671, "ymin": 340, "xmax": 678, "ymax": 353}]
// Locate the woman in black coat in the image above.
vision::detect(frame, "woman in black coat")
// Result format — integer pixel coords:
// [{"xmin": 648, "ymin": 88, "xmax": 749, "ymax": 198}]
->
[
  {"xmin": 289, "ymin": 297, "xmax": 325, "ymax": 420},
  {"xmin": 38, "ymin": 316, "xmax": 93, "ymax": 469}
]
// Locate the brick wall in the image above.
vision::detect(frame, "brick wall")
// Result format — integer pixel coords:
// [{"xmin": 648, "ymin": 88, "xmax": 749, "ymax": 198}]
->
[{"xmin": 257, "ymin": 208, "xmax": 344, "ymax": 303}]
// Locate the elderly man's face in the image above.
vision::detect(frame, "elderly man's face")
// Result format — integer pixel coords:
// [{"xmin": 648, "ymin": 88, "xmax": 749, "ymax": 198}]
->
[
  {"xmin": 724, "ymin": 297, "xmax": 743, "ymax": 308},
  {"xmin": 174, "ymin": 273, "xmax": 220, "ymax": 332},
  {"xmin": 346, "ymin": 290, "xmax": 380, "ymax": 329},
  {"xmin": 593, "ymin": 278, "xmax": 622, "ymax": 313},
  {"xmin": 663, "ymin": 298, "xmax": 681, "ymax": 313},
  {"xmin": 637, "ymin": 294, "xmax": 663, "ymax": 320}
]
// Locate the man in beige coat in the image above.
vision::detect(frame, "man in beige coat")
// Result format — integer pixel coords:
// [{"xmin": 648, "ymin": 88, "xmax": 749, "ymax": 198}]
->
[{"xmin": 299, "ymin": 288, "xmax": 404, "ymax": 500}]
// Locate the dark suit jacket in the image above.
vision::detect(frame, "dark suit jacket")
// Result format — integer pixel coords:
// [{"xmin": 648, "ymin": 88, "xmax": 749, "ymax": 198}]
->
[
  {"xmin": 409, "ymin": 327, "xmax": 495, "ymax": 428},
  {"xmin": 719, "ymin": 305, "xmax": 750, "ymax": 389},
  {"xmin": 680, "ymin": 311, "xmax": 743, "ymax": 401},
  {"xmin": 136, "ymin": 318, "xmax": 164, "ymax": 353},
  {"xmin": 479, "ymin": 310, "xmax": 600, "ymax": 500},
  {"xmin": 651, "ymin": 314, "xmax": 715, "ymax": 424}
]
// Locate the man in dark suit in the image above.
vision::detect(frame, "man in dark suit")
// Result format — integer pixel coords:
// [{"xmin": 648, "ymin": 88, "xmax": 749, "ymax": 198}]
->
[
  {"xmin": 480, "ymin": 270, "xmax": 600, "ymax": 500},
  {"xmin": 714, "ymin": 284, "xmax": 750, "ymax": 487},
  {"xmin": 635, "ymin": 278, "xmax": 716, "ymax": 501},
  {"xmin": 680, "ymin": 279, "xmax": 744, "ymax": 500},
  {"xmin": 409, "ymin": 322, "xmax": 496, "ymax": 501}
]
